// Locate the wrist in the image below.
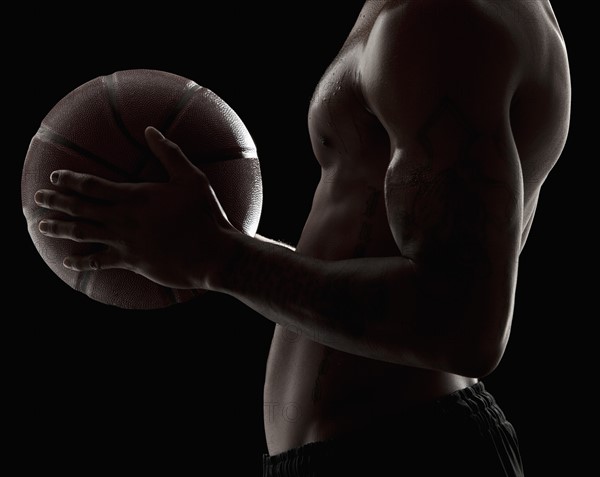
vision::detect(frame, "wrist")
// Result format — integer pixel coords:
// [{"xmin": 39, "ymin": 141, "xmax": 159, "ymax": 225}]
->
[{"xmin": 205, "ymin": 228, "xmax": 247, "ymax": 292}]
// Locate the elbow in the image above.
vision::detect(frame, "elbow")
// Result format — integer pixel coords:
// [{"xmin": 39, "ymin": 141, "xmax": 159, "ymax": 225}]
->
[
  {"xmin": 442, "ymin": 280, "xmax": 515, "ymax": 378},
  {"xmin": 445, "ymin": 305, "xmax": 512, "ymax": 379},
  {"xmin": 449, "ymin": 338, "xmax": 506, "ymax": 378}
]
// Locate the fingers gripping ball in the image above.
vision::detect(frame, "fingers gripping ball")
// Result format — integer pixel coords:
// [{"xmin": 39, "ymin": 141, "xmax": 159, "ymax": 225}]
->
[{"xmin": 21, "ymin": 69, "xmax": 263, "ymax": 309}]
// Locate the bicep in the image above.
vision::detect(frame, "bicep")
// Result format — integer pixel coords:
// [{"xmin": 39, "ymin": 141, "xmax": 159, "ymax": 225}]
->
[
  {"xmin": 384, "ymin": 113, "xmax": 523, "ymax": 284},
  {"xmin": 362, "ymin": 1, "xmax": 524, "ymax": 283}
]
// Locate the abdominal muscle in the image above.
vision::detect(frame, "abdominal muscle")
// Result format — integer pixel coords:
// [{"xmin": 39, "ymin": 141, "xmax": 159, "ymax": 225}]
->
[{"xmin": 263, "ymin": 178, "xmax": 476, "ymax": 455}]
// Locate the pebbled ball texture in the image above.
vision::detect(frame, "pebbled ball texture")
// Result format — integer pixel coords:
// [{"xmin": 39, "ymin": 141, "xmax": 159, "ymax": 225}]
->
[{"xmin": 22, "ymin": 69, "xmax": 262, "ymax": 309}]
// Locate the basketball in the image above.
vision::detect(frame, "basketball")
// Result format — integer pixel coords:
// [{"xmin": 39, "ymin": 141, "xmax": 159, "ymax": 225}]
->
[{"xmin": 21, "ymin": 69, "xmax": 262, "ymax": 309}]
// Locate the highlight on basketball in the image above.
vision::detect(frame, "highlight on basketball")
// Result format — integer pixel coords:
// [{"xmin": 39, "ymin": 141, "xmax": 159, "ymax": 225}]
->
[{"xmin": 21, "ymin": 69, "xmax": 263, "ymax": 309}]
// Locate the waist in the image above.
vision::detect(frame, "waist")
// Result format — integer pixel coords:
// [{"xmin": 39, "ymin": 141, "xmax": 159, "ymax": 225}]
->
[
  {"xmin": 262, "ymin": 382, "xmax": 523, "ymax": 476},
  {"xmin": 266, "ymin": 381, "xmax": 490, "ymax": 459},
  {"xmin": 264, "ymin": 342, "xmax": 476, "ymax": 454}
]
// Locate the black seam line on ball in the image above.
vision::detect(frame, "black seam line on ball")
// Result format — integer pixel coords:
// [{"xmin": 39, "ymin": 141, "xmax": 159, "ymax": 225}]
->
[
  {"xmin": 160, "ymin": 81, "xmax": 203, "ymax": 134},
  {"xmin": 164, "ymin": 286, "xmax": 179, "ymax": 303},
  {"xmin": 75, "ymin": 270, "xmax": 91, "ymax": 296},
  {"xmin": 35, "ymin": 126, "xmax": 133, "ymax": 180},
  {"xmin": 130, "ymin": 81, "xmax": 203, "ymax": 178},
  {"xmin": 103, "ymin": 73, "xmax": 149, "ymax": 155},
  {"xmin": 159, "ymin": 82, "xmax": 260, "ymax": 164}
]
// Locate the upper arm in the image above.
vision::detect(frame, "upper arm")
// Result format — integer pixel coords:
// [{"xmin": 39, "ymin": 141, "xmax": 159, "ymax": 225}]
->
[{"xmin": 361, "ymin": 1, "xmax": 524, "ymax": 375}]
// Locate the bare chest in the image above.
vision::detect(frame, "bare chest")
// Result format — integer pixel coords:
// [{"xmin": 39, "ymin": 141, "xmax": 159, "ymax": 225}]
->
[{"xmin": 307, "ymin": 42, "xmax": 391, "ymax": 184}]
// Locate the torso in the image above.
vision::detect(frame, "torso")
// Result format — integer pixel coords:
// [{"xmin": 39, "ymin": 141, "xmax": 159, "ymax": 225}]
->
[{"xmin": 265, "ymin": 0, "xmax": 570, "ymax": 454}]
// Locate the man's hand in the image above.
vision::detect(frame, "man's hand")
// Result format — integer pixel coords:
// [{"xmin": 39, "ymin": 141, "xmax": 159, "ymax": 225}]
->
[{"xmin": 33, "ymin": 126, "xmax": 238, "ymax": 289}]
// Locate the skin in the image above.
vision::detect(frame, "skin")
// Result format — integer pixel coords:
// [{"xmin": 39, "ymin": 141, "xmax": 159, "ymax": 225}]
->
[{"xmin": 34, "ymin": 0, "xmax": 570, "ymax": 456}]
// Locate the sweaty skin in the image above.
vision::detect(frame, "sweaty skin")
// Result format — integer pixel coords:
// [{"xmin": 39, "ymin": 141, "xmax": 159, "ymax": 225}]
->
[
  {"xmin": 263, "ymin": 0, "xmax": 570, "ymax": 452},
  {"xmin": 34, "ymin": 0, "xmax": 570, "ymax": 456}
]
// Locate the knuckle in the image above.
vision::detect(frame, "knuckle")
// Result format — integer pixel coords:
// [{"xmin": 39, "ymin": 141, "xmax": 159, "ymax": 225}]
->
[
  {"xmin": 79, "ymin": 175, "xmax": 95, "ymax": 193},
  {"xmin": 67, "ymin": 201, "xmax": 82, "ymax": 216},
  {"xmin": 89, "ymin": 257, "xmax": 100, "ymax": 270},
  {"xmin": 43, "ymin": 192, "xmax": 54, "ymax": 207},
  {"xmin": 48, "ymin": 221, "xmax": 60, "ymax": 235},
  {"xmin": 70, "ymin": 223, "xmax": 83, "ymax": 241},
  {"xmin": 164, "ymin": 141, "xmax": 182, "ymax": 156}
]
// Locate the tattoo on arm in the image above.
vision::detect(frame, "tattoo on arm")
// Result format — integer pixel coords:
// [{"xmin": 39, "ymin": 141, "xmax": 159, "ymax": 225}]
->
[
  {"xmin": 386, "ymin": 98, "xmax": 518, "ymax": 325},
  {"xmin": 389, "ymin": 99, "xmax": 516, "ymax": 277}
]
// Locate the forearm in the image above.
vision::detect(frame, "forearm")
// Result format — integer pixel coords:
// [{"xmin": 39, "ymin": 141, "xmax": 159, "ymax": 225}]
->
[
  {"xmin": 254, "ymin": 234, "xmax": 295, "ymax": 251},
  {"xmin": 210, "ymin": 231, "xmax": 447, "ymax": 367}
]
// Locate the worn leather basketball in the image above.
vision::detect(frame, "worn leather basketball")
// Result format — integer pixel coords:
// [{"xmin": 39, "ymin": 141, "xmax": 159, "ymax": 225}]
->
[{"xmin": 22, "ymin": 69, "xmax": 262, "ymax": 309}]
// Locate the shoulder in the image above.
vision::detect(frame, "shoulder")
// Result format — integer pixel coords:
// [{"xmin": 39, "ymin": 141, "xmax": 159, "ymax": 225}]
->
[
  {"xmin": 362, "ymin": 0, "xmax": 522, "ymax": 78},
  {"xmin": 368, "ymin": 0, "xmax": 522, "ymax": 44},
  {"xmin": 359, "ymin": 0, "xmax": 523, "ymax": 135}
]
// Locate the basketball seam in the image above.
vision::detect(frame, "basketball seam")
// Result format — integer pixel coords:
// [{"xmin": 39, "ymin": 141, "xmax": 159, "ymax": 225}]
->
[
  {"xmin": 160, "ymin": 81, "xmax": 203, "ymax": 134},
  {"xmin": 164, "ymin": 286, "xmax": 180, "ymax": 303},
  {"xmin": 76, "ymin": 270, "xmax": 91, "ymax": 296},
  {"xmin": 102, "ymin": 73, "xmax": 151, "ymax": 177},
  {"xmin": 35, "ymin": 126, "xmax": 133, "ymax": 180},
  {"xmin": 103, "ymin": 73, "xmax": 148, "ymax": 152},
  {"xmin": 126, "ymin": 81, "xmax": 204, "ymax": 178},
  {"xmin": 161, "ymin": 83, "xmax": 259, "ymax": 164}
]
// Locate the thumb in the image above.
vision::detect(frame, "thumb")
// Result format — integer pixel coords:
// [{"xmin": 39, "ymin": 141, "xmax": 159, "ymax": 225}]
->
[{"xmin": 144, "ymin": 126, "xmax": 194, "ymax": 179}]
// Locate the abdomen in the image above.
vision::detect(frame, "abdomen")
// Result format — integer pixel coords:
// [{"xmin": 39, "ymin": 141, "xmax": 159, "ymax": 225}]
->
[{"xmin": 264, "ymin": 179, "xmax": 474, "ymax": 454}]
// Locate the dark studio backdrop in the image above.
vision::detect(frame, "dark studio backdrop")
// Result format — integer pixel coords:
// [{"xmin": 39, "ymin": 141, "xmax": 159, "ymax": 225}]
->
[{"xmin": 11, "ymin": 2, "xmax": 584, "ymax": 475}]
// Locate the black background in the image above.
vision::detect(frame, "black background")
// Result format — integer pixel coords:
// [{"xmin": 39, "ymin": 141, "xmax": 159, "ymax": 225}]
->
[{"xmin": 11, "ymin": 2, "xmax": 586, "ymax": 475}]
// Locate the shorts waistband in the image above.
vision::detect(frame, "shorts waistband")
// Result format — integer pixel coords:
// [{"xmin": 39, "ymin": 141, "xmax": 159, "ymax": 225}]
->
[{"xmin": 263, "ymin": 382, "xmax": 497, "ymax": 474}]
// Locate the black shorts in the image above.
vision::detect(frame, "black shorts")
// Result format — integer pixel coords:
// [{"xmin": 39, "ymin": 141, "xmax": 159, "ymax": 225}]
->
[{"xmin": 262, "ymin": 382, "xmax": 523, "ymax": 476}]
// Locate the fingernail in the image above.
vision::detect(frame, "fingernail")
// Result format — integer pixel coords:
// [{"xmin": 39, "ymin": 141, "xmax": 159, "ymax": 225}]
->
[
  {"xmin": 38, "ymin": 221, "xmax": 48, "ymax": 233},
  {"xmin": 50, "ymin": 171, "xmax": 59, "ymax": 184},
  {"xmin": 34, "ymin": 191, "xmax": 44, "ymax": 205},
  {"xmin": 150, "ymin": 127, "xmax": 165, "ymax": 140},
  {"xmin": 63, "ymin": 258, "xmax": 73, "ymax": 269}
]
